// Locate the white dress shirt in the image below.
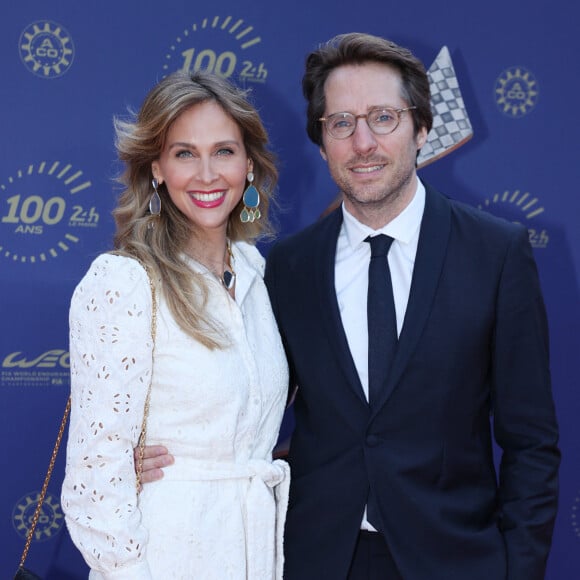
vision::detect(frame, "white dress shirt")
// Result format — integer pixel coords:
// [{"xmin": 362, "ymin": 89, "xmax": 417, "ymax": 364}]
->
[{"xmin": 334, "ymin": 180, "xmax": 425, "ymax": 530}]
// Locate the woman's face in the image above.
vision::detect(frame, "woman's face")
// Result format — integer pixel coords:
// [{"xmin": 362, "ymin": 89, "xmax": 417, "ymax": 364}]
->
[{"xmin": 152, "ymin": 100, "xmax": 251, "ymax": 239}]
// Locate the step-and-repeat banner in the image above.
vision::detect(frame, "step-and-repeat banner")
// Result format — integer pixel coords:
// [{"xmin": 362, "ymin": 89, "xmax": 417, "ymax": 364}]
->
[{"xmin": 2, "ymin": 1, "xmax": 578, "ymax": 577}]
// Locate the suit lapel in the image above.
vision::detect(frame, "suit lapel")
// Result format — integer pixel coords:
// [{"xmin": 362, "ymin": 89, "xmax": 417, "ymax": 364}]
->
[
  {"xmin": 371, "ymin": 184, "xmax": 452, "ymax": 415},
  {"xmin": 313, "ymin": 209, "xmax": 368, "ymax": 405}
]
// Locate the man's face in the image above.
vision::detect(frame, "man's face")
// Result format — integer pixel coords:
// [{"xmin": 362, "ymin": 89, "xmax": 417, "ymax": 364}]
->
[{"xmin": 320, "ymin": 62, "xmax": 427, "ymax": 228}]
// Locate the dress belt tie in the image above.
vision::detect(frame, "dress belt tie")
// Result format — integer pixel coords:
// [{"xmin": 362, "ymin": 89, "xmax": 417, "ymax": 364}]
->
[{"xmin": 161, "ymin": 457, "xmax": 290, "ymax": 579}]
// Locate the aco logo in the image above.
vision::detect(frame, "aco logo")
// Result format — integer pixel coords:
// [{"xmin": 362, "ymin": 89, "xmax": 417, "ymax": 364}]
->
[
  {"xmin": 0, "ymin": 161, "xmax": 98, "ymax": 264},
  {"xmin": 12, "ymin": 492, "xmax": 65, "ymax": 542},
  {"xmin": 494, "ymin": 66, "xmax": 539, "ymax": 118},
  {"xmin": 162, "ymin": 15, "xmax": 269, "ymax": 85},
  {"xmin": 478, "ymin": 190, "xmax": 549, "ymax": 249},
  {"xmin": 19, "ymin": 20, "xmax": 75, "ymax": 79}
]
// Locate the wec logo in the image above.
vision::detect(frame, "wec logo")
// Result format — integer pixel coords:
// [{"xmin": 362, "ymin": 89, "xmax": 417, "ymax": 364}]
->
[{"xmin": 2, "ymin": 349, "xmax": 70, "ymax": 369}]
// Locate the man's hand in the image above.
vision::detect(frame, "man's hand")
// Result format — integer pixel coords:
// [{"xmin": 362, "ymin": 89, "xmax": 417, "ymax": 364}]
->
[{"xmin": 134, "ymin": 445, "xmax": 174, "ymax": 485}]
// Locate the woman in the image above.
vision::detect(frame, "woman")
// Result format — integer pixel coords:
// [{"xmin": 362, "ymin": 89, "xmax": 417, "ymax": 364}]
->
[{"xmin": 61, "ymin": 70, "xmax": 289, "ymax": 579}]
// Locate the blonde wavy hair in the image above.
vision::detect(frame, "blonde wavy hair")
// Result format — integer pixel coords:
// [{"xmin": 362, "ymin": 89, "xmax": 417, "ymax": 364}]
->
[{"xmin": 112, "ymin": 70, "xmax": 278, "ymax": 349}]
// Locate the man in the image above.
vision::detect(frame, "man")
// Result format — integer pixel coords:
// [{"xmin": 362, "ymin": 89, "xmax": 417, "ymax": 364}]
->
[{"xmin": 141, "ymin": 33, "xmax": 560, "ymax": 579}]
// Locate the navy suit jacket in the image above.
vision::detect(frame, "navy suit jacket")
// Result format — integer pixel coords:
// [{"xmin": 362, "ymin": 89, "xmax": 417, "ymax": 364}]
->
[{"xmin": 265, "ymin": 183, "xmax": 560, "ymax": 580}]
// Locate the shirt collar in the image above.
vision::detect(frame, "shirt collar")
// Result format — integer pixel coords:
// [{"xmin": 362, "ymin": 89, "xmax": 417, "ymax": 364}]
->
[{"xmin": 341, "ymin": 179, "xmax": 425, "ymax": 249}]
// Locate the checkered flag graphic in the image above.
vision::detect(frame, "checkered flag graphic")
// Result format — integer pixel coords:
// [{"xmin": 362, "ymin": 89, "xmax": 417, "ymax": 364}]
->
[{"xmin": 417, "ymin": 46, "xmax": 473, "ymax": 168}]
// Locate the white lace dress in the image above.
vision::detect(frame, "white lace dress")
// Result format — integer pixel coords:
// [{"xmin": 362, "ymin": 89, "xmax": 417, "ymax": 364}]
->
[{"xmin": 61, "ymin": 242, "xmax": 290, "ymax": 580}]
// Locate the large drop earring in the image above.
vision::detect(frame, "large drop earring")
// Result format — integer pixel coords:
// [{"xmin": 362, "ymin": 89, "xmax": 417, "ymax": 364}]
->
[
  {"xmin": 240, "ymin": 172, "xmax": 261, "ymax": 223},
  {"xmin": 149, "ymin": 178, "xmax": 162, "ymax": 216}
]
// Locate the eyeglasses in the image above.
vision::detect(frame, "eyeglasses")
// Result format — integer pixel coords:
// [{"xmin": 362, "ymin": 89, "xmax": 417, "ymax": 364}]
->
[{"xmin": 318, "ymin": 106, "xmax": 417, "ymax": 139}]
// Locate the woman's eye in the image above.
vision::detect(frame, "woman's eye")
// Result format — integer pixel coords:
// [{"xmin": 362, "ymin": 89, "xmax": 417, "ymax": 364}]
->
[
  {"xmin": 176, "ymin": 150, "xmax": 193, "ymax": 158},
  {"xmin": 217, "ymin": 147, "xmax": 235, "ymax": 156}
]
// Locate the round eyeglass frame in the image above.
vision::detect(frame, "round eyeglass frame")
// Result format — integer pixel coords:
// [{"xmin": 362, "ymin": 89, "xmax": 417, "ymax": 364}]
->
[{"xmin": 318, "ymin": 106, "xmax": 417, "ymax": 139}]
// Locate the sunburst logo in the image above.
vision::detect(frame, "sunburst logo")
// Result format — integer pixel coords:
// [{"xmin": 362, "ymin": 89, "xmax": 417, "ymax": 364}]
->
[
  {"xmin": 19, "ymin": 20, "xmax": 75, "ymax": 79},
  {"xmin": 478, "ymin": 190, "xmax": 549, "ymax": 248},
  {"xmin": 12, "ymin": 492, "xmax": 65, "ymax": 541},
  {"xmin": 495, "ymin": 66, "xmax": 539, "ymax": 117},
  {"xmin": 161, "ymin": 15, "xmax": 269, "ymax": 85},
  {"xmin": 0, "ymin": 161, "xmax": 98, "ymax": 264}
]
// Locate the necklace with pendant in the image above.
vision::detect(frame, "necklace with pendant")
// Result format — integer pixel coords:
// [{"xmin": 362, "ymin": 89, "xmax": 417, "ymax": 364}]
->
[{"xmin": 221, "ymin": 240, "xmax": 236, "ymax": 290}]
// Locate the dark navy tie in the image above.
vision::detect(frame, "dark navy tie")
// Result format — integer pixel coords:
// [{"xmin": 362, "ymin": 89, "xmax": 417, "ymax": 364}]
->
[
  {"xmin": 365, "ymin": 234, "xmax": 397, "ymax": 532},
  {"xmin": 365, "ymin": 234, "xmax": 397, "ymax": 407}
]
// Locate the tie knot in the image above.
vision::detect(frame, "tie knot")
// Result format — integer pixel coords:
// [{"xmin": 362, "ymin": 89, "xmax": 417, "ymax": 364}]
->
[{"xmin": 365, "ymin": 234, "xmax": 394, "ymax": 258}]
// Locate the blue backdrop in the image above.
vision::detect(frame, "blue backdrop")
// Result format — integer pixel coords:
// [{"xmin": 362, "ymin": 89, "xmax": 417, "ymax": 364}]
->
[{"xmin": 2, "ymin": 1, "xmax": 579, "ymax": 577}]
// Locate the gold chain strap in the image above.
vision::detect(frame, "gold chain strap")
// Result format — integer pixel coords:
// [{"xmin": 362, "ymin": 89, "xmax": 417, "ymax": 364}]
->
[
  {"xmin": 18, "ymin": 396, "xmax": 71, "ymax": 569},
  {"xmin": 135, "ymin": 262, "xmax": 157, "ymax": 491}
]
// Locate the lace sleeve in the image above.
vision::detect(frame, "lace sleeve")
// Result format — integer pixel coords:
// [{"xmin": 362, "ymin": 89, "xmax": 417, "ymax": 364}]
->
[{"xmin": 61, "ymin": 253, "xmax": 154, "ymax": 579}]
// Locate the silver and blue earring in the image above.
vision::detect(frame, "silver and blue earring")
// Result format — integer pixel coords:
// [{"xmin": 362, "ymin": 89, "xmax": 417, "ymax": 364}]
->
[
  {"xmin": 240, "ymin": 172, "xmax": 261, "ymax": 223},
  {"xmin": 149, "ymin": 178, "xmax": 162, "ymax": 216}
]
